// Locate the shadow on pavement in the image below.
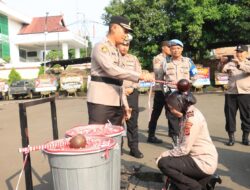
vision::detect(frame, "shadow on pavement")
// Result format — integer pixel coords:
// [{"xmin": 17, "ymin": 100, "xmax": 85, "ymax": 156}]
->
[
  {"xmin": 208, "ymin": 135, "xmax": 250, "ymax": 189},
  {"xmin": 138, "ymin": 127, "xmax": 174, "ymax": 150},
  {"xmin": 121, "ymin": 159, "xmax": 163, "ymax": 189},
  {"xmin": 216, "ymin": 146, "xmax": 250, "ymax": 189},
  {"xmin": 33, "ymin": 172, "xmax": 53, "ymax": 190},
  {"xmin": 6, "ymin": 168, "xmax": 52, "ymax": 190},
  {"xmin": 138, "ymin": 106, "xmax": 146, "ymax": 112}
]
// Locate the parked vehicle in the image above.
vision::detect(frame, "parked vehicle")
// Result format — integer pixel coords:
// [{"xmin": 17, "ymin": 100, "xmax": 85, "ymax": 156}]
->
[
  {"xmin": 9, "ymin": 80, "xmax": 35, "ymax": 99},
  {"xmin": 0, "ymin": 80, "xmax": 9, "ymax": 100}
]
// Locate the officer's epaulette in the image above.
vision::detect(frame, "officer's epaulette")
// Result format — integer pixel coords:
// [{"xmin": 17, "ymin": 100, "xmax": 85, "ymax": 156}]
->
[
  {"xmin": 154, "ymin": 56, "xmax": 161, "ymax": 64},
  {"xmin": 100, "ymin": 45, "xmax": 108, "ymax": 53},
  {"xmin": 186, "ymin": 110, "xmax": 194, "ymax": 118}
]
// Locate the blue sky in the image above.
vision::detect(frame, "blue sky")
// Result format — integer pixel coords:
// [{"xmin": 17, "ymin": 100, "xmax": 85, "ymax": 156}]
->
[{"xmin": 5, "ymin": 0, "xmax": 111, "ymax": 44}]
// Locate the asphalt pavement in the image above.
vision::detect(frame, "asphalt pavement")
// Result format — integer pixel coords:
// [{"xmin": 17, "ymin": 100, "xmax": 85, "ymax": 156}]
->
[{"xmin": 0, "ymin": 93, "xmax": 249, "ymax": 190}]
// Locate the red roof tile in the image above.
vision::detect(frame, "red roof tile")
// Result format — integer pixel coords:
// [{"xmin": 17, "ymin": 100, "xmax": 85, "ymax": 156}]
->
[{"xmin": 19, "ymin": 15, "xmax": 68, "ymax": 34}]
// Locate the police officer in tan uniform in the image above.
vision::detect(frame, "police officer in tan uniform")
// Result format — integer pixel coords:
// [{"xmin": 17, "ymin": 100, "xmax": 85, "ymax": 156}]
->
[
  {"xmin": 220, "ymin": 45, "xmax": 250, "ymax": 146},
  {"xmin": 147, "ymin": 41, "xmax": 171, "ymax": 144},
  {"xmin": 156, "ymin": 79, "xmax": 218, "ymax": 190},
  {"xmin": 87, "ymin": 16, "xmax": 153, "ymax": 126},
  {"xmin": 118, "ymin": 36, "xmax": 143, "ymax": 158},
  {"xmin": 163, "ymin": 39, "xmax": 197, "ymax": 145}
]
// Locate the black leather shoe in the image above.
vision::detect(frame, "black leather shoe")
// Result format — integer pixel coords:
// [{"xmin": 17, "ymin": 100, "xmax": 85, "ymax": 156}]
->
[
  {"xmin": 129, "ymin": 150, "xmax": 144, "ymax": 159},
  {"xmin": 206, "ymin": 174, "xmax": 222, "ymax": 190},
  {"xmin": 242, "ymin": 139, "xmax": 250, "ymax": 146},
  {"xmin": 147, "ymin": 136, "xmax": 163, "ymax": 144},
  {"xmin": 226, "ymin": 139, "xmax": 235, "ymax": 146},
  {"xmin": 242, "ymin": 132, "xmax": 250, "ymax": 146},
  {"xmin": 226, "ymin": 133, "xmax": 235, "ymax": 146}
]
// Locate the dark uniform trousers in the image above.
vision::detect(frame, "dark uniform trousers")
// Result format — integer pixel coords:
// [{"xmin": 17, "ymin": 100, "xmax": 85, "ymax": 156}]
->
[
  {"xmin": 87, "ymin": 102, "xmax": 124, "ymax": 125},
  {"xmin": 225, "ymin": 94, "xmax": 250, "ymax": 133},
  {"xmin": 158, "ymin": 156, "xmax": 210, "ymax": 190},
  {"xmin": 148, "ymin": 91, "xmax": 168, "ymax": 136},
  {"xmin": 126, "ymin": 89, "xmax": 140, "ymax": 151}
]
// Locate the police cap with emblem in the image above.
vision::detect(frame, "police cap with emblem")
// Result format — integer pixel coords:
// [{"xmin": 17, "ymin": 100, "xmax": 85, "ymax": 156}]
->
[
  {"xmin": 235, "ymin": 45, "xmax": 248, "ymax": 52},
  {"xmin": 110, "ymin": 15, "xmax": 132, "ymax": 31}
]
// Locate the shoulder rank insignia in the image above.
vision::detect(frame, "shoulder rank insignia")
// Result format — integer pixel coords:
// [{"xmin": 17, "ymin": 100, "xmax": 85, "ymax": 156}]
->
[
  {"xmin": 186, "ymin": 111, "xmax": 194, "ymax": 118},
  {"xmin": 101, "ymin": 46, "xmax": 108, "ymax": 53},
  {"xmin": 184, "ymin": 128, "xmax": 190, "ymax": 136},
  {"xmin": 184, "ymin": 121, "xmax": 193, "ymax": 136}
]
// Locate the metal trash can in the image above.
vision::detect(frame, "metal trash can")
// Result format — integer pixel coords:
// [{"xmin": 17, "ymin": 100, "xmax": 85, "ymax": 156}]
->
[
  {"xmin": 43, "ymin": 136, "xmax": 116, "ymax": 190},
  {"xmin": 65, "ymin": 124, "xmax": 124, "ymax": 190}
]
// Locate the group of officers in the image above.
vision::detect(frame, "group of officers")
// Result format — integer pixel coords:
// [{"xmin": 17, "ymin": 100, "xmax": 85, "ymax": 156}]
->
[
  {"xmin": 87, "ymin": 15, "xmax": 250, "ymax": 158},
  {"xmin": 86, "ymin": 15, "xmax": 198, "ymax": 159},
  {"xmin": 85, "ymin": 15, "xmax": 250, "ymax": 189}
]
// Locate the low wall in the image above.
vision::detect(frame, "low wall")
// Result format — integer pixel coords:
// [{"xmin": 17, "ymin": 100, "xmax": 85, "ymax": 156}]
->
[{"xmin": 0, "ymin": 62, "xmax": 41, "ymax": 80}]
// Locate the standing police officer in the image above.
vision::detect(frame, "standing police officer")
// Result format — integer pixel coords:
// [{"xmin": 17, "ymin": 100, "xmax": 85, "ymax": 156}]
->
[
  {"xmin": 163, "ymin": 39, "xmax": 197, "ymax": 145},
  {"xmin": 87, "ymin": 15, "xmax": 153, "ymax": 126},
  {"xmin": 118, "ymin": 35, "xmax": 144, "ymax": 158},
  {"xmin": 220, "ymin": 45, "xmax": 250, "ymax": 146},
  {"xmin": 147, "ymin": 41, "xmax": 171, "ymax": 143}
]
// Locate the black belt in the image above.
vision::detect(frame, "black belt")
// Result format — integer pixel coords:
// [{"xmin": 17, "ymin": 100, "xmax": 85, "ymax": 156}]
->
[{"xmin": 91, "ymin": 76, "xmax": 123, "ymax": 86}]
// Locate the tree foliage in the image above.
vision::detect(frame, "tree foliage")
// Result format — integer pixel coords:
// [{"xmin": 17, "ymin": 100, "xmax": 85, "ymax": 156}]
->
[
  {"xmin": 69, "ymin": 36, "xmax": 93, "ymax": 59},
  {"xmin": 38, "ymin": 66, "xmax": 45, "ymax": 76},
  {"xmin": 46, "ymin": 50, "xmax": 63, "ymax": 61},
  {"xmin": 8, "ymin": 68, "xmax": 22, "ymax": 84},
  {"xmin": 103, "ymin": 0, "xmax": 250, "ymax": 68}
]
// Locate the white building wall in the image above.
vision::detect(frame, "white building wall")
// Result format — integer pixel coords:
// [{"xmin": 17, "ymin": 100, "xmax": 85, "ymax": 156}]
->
[
  {"xmin": 62, "ymin": 43, "xmax": 69, "ymax": 59},
  {"xmin": 1, "ymin": 2, "xmax": 89, "ymax": 80},
  {"xmin": 0, "ymin": 67, "xmax": 40, "ymax": 79},
  {"xmin": 75, "ymin": 48, "xmax": 80, "ymax": 58},
  {"xmin": 0, "ymin": 61, "xmax": 41, "ymax": 79},
  {"xmin": 8, "ymin": 18, "xmax": 23, "ymax": 63}
]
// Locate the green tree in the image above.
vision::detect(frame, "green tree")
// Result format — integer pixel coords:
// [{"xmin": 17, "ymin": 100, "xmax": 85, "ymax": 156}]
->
[
  {"xmin": 104, "ymin": 0, "xmax": 250, "ymax": 66},
  {"xmin": 38, "ymin": 66, "xmax": 45, "ymax": 76},
  {"xmin": 81, "ymin": 37, "xmax": 93, "ymax": 57},
  {"xmin": 8, "ymin": 68, "xmax": 22, "ymax": 84},
  {"xmin": 46, "ymin": 50, "xmax": 63, "ymax": 61},
  {"xmin": 69, "ymin": 37, "xmax": 92, "ymax": 59},
  {"xmin": 3, "ymin": 56, "xmax": 10, "ymax": 63},
  {"xmin": 104, "ymin": 0, "xmax": 169, "ymax": 69}
]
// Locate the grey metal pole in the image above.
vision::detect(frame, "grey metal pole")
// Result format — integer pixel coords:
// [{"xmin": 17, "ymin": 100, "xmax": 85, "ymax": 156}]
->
[{"xmin": 44, "ymin": 12, "xmax": 49, "ymax": 74}]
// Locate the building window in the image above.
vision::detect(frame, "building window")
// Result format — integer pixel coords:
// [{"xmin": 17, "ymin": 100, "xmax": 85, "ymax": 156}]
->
[
  {"xmin": 27, "ymin": 51, "xmax": 37, "ymax": 57},
  {"xmin": 19, "ymin": 49, "xmax": 26, "ymax": 59},
  {"xmin": 0, "ymin": 14, "xmax": 9, "ymax": 58}
]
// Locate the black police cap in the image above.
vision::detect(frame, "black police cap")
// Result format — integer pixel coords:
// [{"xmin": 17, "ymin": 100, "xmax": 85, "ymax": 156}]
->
[
  {"xmin": 235, "ymin": 45, "xmax": 248, "ymax": 52},
  {"xmin": 110, "ymin": 15, "xmax": 132, "ymax": 31}
]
